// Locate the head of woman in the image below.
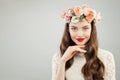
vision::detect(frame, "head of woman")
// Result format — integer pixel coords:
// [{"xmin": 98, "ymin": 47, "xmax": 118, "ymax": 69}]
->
[
  {"xmin": 60, "ymin": 5, "xmax": 105, "ymax": 80},
  {"xmin": 69, "ymin": 19, "xmax": 91, "ymax": 46}
]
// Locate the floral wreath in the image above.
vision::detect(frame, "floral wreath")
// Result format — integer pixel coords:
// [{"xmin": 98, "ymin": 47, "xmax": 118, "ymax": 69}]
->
[{"xmin": 61, "ymin": 5, "xmax": 101, "ymax": 23}]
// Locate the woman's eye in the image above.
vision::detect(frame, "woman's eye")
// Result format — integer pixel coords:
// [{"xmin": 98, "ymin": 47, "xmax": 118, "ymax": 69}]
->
[
  {"xmin": 71, "ymin": 27, "xmax": 77, "ymax": 31},
  {"xmin": 83, "ymin": 27, "xmax": 89, "ymax": 30}
]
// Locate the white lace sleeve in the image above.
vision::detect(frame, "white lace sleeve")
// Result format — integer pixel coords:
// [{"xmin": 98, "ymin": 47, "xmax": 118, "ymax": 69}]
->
[
  {"xmin": 104, "ymin": 51, "xmax": 116, "ymax": 80},
  {"xmin": 52, "ymin": 53, "xmax": 60, "ymax": 80}
]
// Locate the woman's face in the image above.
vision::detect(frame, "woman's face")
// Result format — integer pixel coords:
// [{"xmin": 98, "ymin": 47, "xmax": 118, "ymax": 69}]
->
[{"xmin": 69, "ymin": 19, "xmax": 92, "ymax": 45}]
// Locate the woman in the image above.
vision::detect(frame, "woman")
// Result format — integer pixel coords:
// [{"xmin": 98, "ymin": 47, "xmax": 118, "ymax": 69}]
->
[{"xmin": 52, "ymin": 5, "xmax": 115, "ymax": 80}]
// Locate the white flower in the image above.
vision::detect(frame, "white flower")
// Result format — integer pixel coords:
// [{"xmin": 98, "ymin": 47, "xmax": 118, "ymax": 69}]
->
[{"xmin": 71, "ymin": 16, "xmax": 79, "ymax": 23}]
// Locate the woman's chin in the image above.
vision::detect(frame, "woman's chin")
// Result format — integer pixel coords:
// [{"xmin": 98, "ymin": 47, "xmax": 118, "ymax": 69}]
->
[
  {"xmin": 75, "ymin": 40, "xmax": 88, "ymax": 45},
  {"xmin": 76, "ymin": 42, "xmax": 85, "ymax": 45}
]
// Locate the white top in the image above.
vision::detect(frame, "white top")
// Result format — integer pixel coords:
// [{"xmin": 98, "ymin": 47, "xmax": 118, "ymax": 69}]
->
[{"xmin": 52, "ymin": 48, "xmax": 116, "ymax": 80}]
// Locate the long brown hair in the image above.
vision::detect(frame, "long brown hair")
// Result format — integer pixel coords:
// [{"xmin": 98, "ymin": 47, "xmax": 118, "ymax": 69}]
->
[{"xmin": 60, "ymin": 21, "xmax": 105, "ymax": 80}]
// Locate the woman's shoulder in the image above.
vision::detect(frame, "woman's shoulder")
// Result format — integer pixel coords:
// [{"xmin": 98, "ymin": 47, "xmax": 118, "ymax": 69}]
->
[
  {"xmin": 98, "ymin": 48, "xmax": 113, "ymax": 56},
  {"xmin": 98, "ymin": 48, "xmax": 114, "ymax": 62},
  {"xmin": 52, "ymin": 51, "xmax": 61, "ymax": 62},
  {"xmin": 52, "ymin": 51, "xmax": 61, "ymax": 58}
]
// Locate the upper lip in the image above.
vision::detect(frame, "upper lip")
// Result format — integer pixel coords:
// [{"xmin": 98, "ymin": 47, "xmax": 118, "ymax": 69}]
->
[{"xmin": 76, "ymin": 38, "xmax": 85, "ymax": 42}]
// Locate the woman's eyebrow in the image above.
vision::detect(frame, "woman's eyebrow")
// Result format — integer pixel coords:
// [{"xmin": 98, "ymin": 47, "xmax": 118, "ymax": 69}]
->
[
  {"xmin": 82, "ymin": 25, "xmax": 89, "ymax": 27},
  {"xmin": 70, "ymin": 25, "xmax": 78, "ymax": 28}
]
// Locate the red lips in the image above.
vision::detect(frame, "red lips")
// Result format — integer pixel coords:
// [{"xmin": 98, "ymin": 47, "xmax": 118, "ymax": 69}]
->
[{"xmin": 76, "ymin": 38, "xmax": 85, "ymax": 42}]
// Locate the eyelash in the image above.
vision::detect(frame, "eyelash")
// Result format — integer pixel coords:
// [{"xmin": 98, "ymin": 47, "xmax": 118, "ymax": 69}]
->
[
  {"xmin": 71, "ymin": 27, "xmax": 89, "ymax": 31},
  {"xmin": 71, "ymin": 27, "xmax": 78, "ymax": 31},
  {"xmin": 83, "ymin": 27, "xmax": 89, "ymax": 30}
]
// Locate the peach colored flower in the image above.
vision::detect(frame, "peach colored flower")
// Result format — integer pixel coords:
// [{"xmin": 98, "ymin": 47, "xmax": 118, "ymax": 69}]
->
[
  {"xmin": 73, "ymin": 6, "xmax": 83, "ymax": 16},
  {"xmin": 84, "ymin": 8, "xmax": 96, "ymax": 22},
  {"xmin": 86, "ymin": 11, "xmax": 94, "ymax": 22}
]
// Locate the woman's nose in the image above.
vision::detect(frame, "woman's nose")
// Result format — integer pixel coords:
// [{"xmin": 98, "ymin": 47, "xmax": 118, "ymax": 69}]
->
[{"xmin": 77, "ymin": 30, "xmax": 84, "ymax": 37}]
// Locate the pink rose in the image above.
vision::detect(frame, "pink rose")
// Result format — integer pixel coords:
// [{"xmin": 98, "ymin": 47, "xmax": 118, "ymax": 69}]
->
[
  {"xmin": 61, "ymin": 8, "xmax": 74, "ymax": 21},
  {"xmin": 65, "ymin": 15, "xmax": 71, "ymax": 21},
  {"xmin": 94, "ymin": 12, "xmax": 101, "ymax": 23},
  {"xmin": 61, "ymin": 11, "xmax": 66, "ymax": 19}
]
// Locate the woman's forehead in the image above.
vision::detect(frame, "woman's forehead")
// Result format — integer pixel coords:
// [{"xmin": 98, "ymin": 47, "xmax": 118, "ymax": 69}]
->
[{"xmin": 69, "ymin": 21, "xmax": 91, "ymax": 27}]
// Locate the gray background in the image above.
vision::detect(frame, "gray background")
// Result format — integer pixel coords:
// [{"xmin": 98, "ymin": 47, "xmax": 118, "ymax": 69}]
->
[{"xmin": 0, "ymin": 0, "xmax": 120, "ymax": 80}]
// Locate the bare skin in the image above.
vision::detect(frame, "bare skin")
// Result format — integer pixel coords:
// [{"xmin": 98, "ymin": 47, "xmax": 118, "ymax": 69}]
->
[{"xmin": 56, "ymin": 45, "xmax": 87, "ymax": 80}]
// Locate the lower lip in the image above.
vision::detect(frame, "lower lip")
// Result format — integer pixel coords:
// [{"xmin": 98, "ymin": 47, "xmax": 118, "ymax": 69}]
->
[{"xmin": 76, "ymin": 38, "xmax": 85, "ymax": 42}]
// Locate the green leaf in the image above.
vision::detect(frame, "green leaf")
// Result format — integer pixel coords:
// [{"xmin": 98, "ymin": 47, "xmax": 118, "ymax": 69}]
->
[
  {"xmin": 79, "ymin": 14, "xmax": 85, "ymax": 20},
  {"xmin": 71, "ymin": 10, "xmax": 76, "ymax": 16}
]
